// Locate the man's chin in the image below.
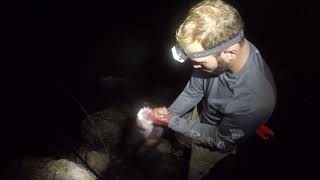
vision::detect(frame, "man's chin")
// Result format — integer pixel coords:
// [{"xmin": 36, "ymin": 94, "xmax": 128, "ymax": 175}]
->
[
  {"xmin": 202, "ymin": 68, "xmax": 222, "ymax": 74},
  {"xmin": 201, "ymin": 68, "xmax": 214, "ymax": 73}
]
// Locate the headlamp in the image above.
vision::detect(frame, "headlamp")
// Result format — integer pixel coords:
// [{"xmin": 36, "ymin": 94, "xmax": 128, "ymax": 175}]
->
[
  {"xmin": 171, "ymin": 46, "xmax": 188, "ymax": 63},
  {"xmin": 171, "ymin": 30, "xmax": 244, "ymax": 63}
]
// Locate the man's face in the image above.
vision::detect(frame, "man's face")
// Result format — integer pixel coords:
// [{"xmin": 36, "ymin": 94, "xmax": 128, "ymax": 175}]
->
[{"xmin": 185, "ymin": 42, "xmax": 230, "ymax": 75}]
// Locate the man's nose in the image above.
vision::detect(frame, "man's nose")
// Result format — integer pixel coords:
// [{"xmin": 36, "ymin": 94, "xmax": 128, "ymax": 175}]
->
[
  {"xmin": 193, "ymin": 65, "xmax": 202, "ymax": 69},
  {"xmin": 191, "ymin": 61, "xmax": 202, "ymax": 69}
]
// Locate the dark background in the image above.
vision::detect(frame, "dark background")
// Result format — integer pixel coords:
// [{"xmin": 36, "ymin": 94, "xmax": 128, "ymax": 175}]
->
[{"xmin": 2, "ymin": 0, "xmax": 318, "ymax": 179}]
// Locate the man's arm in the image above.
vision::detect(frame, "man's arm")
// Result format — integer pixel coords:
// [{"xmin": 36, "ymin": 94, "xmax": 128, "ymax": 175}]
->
[
  {"xmin": 168, "ymin": 97, "xmax": 274, "ymax": 153},
  {"xmin": 169, "ymin": 70, "xmax": 205, "ymax": 116}
]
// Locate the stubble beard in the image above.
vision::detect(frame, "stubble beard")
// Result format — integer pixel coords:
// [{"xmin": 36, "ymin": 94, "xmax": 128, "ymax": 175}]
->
[{"xmin": 210, "ymin": 56, "xmax": 230, "ymax": 75}]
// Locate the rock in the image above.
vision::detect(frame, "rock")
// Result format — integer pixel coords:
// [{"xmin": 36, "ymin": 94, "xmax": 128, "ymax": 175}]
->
[
  {"xmin": 76, "ymin": 147, "xmax": 111, "ymax": 175},
  {"xmin": 86, "ymin": 151, "xmax": 110, "ymax": 175},
  {"xmin": 45, "ymin": 159, "xmax": 96, "ymax": 180},
  {"xmin": 81, "ymin": 108, "xmax": 128, "ymax": 151},
  {"xmin": 4, "ymin": 158, "xmax": 97, "ymax": 180},
  {"xmin": 156, "ymin": 139, "xmax": 173, "ymax": 154}
]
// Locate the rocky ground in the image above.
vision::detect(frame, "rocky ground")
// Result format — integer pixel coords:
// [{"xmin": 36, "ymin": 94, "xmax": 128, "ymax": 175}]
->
[
  {"xmin": 2, "ymin": 76, "xmax": 191, "ymax": 180},
  {"xmin": 1, "ymin": 75, "xmax": 289, "ymax": 180}
]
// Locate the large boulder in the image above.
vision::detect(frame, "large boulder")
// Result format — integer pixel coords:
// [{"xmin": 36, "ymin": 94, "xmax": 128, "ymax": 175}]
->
[
  {"xmin": 4, "ymin": 158, "xmax": 96, "ymax": 180},
  {"xmin": 81, "ymin": 108, "xmax": 128, "ymax": 152},
  {"xmin": 45, "ymin": 159, "xmax": 96, "ymax": 180},
  {"xmin": 75, "ymin": 147, "xmax": 111, "ymax": 175}
]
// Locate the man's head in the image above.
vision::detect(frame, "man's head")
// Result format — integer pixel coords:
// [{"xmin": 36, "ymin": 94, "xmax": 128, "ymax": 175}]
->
[
  {"xmin": 183, "ymin": 41, "xmax": 233, "ymax": 74},
  {"xmin": 175, "ymin": 0, "xmax": 244, "ymax": 74}
]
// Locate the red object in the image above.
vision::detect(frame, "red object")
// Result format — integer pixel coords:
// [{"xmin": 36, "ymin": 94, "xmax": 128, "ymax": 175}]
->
[
  {"xmin": 148, "ymin": 107, "xmax": 172, "ymax": 126},
  {"xmin": 256, "ymin": 124, "xmax": 274, "ymax": 140}
]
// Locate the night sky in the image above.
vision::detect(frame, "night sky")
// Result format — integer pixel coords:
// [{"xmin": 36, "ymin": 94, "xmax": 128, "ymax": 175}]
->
[{"xmin": 2, "ymin": 0, "xmax": 317, "ymax": 179}]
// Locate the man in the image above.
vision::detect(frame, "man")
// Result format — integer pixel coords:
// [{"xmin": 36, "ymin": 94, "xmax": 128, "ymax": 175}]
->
[{"xmin": 148, "ymin": 0, "xmax": 276, "ymax": 179}]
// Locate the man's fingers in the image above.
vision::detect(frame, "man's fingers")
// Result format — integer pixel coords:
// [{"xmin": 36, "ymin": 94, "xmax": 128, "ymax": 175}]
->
[
  {"xmin": 149, "ymin": 110, "xmax": 169, "ymax": 119},
  {"xmin": 152, "ymin": 116, "xmax": 168, "ymax": 125},
  {"xmin": 158, "ymin": 107, "xmax": 169, "ymax": 114},
  {"xmin": 153, "ymin": 107, "xmax": 170, "ymax": 115},
  {"xmin": 147, "ymin": 107, "xmax": 172, "ymax": 126},
  {"xmin": 152, "ymin": 113, "xmax": 171, "ymax": 122},
  {"xmin": 159, "ymin": 115, "xmax": 171, "ymax": 122}
]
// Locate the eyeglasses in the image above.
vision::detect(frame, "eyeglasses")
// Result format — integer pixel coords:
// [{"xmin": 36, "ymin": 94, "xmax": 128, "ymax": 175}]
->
[{"xmin": 171, "ymin": 30, "xmax": 244, "ymax": 63}]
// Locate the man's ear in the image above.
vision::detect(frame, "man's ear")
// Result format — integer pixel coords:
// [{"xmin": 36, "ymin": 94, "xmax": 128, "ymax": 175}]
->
[{"xmin": 221, "ymin": 45, "xmax": 239, "ymax": 61}]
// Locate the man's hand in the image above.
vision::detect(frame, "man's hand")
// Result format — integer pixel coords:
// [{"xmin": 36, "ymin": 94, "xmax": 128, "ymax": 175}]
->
[{"xmin": 148, "ymin": 107, "xmax": 172, "ymax": 126}]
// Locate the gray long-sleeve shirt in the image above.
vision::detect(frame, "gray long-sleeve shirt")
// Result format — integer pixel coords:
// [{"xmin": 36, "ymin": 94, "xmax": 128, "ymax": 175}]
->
[{"xmin": 168, "ymin": 42, "xmax": 277, "ymax": 153}]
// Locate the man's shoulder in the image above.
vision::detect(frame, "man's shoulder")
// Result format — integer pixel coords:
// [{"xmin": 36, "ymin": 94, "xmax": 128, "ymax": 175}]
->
[{"xmin": 240, "ymin": 43, "xmax": 276, "ymax": 96}]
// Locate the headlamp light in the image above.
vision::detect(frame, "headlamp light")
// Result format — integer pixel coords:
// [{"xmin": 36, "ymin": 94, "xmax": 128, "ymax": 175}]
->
[{"xmin": 171, "ymin": 46, "xmax": 188, "ymax": 63}]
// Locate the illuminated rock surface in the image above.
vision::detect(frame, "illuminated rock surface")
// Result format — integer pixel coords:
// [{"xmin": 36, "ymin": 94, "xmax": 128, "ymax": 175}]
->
[{"xmin": 4, "ymin": 158, "xmax": 97, "ymax": 180}]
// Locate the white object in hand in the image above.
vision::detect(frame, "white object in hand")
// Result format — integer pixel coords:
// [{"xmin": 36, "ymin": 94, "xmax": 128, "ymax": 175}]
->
[{"xmin": 137, "ymin": 107, "xmax": 153, "ymax": 137}]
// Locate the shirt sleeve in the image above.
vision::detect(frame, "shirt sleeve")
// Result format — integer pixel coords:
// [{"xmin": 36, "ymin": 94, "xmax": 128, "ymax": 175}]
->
[
  {"xmin": 168, "ymin": 70, "xmax": 205, "ymax": 116},
  {"xmin": 168, "ymin": 94, "xmax": 275, "ymax": 153}
]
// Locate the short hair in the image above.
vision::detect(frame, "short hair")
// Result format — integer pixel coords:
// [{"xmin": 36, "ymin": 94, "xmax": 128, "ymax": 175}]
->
[{"xmin": 176, "ymin": 0, "xmax": 244, "ymax": 50}]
